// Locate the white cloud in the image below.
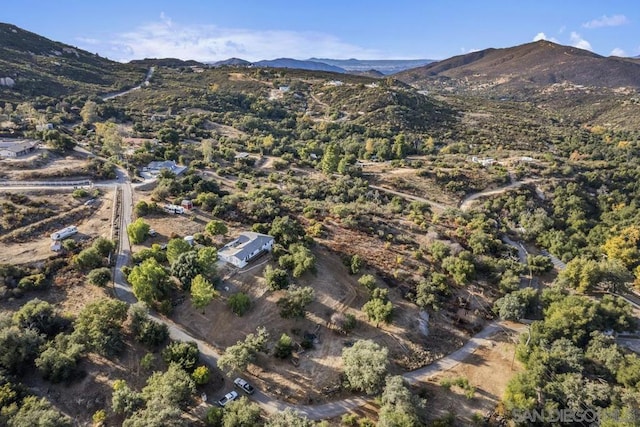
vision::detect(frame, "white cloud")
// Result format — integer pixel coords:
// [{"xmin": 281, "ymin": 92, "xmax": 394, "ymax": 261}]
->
[
  {"xmin": 570, "ymin": 32, "xmax": 592, "ymax": 51},
  {"xmin": 582, "ymin": 14, "xmax": 629, "ymax": 29},
  {"xmin": 460, "ymin": 47, "xmax": 480, "ymax": 54},
  {"xmin": 558, "ymin": 26, "xmax": 566, "ymax": 35},
  {"xmin": 532, "ymin": 32, "xmax": 558, "ymax": 43},
  {"xmin": 610, "ymin": 47, "xmax": 626, "ymax": 57},
  {"xmin": 79, "ymin": 14, "xmax": 382, "ymax": 62}
]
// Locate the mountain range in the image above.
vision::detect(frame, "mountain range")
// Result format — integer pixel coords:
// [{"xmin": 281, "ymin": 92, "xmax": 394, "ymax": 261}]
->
[
  {"xmin": 209, "ymin": 57, "xmax": 434, "ymax": 75},
  {"xmin": 3, "ymin": 21, "xmax": 640, "ymax": 107},
  {"xmin": 395, "ymin": 40, "xmax": 640, "ymax": 94}
]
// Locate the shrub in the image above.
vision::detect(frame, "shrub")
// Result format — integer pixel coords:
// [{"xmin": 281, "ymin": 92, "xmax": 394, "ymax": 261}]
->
[
  {"xmin": 274, "ymin": 333, "xmax": 293, "ymax": 359},
  {"xmin": 228, "ymin": 292, "xmax": 251, "ymax": 316},
  {"xmin": 72, "ymin": 188, "xmax": 89, "ymax": 198},
  {"xmin": 87, "ymin": 267, "xmax": 111, "ymax": 287},
  {"xmin": 18, "ymin": 273, "xmax": 47, "ymax": 290},
  {"xmin": 192, "ymin": 365, "xmax": 211, "ymax": 385},
  {"xmin": 162, "ymin": 341, "xmax": 199, "ymax": 372}
]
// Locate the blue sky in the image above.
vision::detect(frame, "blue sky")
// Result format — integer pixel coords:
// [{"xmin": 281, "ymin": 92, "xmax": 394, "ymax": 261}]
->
[{"xmin": 1, "ymin": 0, "xmax": 638, "ymax": 61}]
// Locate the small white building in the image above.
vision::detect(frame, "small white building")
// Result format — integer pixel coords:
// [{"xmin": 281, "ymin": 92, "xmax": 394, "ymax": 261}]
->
[{"xmin": 218, "ymin": 232, "xmax": 274, "ymax": 268}]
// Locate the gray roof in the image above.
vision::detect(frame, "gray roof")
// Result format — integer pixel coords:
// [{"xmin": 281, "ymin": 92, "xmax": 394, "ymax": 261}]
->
[
  {"xmin": 147, "ymin": 160, "xmax": 177, "ymax": 170},
  {"xmin": 0, "ymin": 139, "xmax": 38, "ymax": 151},
  {"xmin": 219, "ymin": 232, "xmax": 273, "ymax": 261}
]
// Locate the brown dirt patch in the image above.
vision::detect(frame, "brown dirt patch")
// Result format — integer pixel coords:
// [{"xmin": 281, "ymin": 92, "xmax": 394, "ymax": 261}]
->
[
  {"xmin": 0, "ymin": 188, "xmax": 115, "ymax": 264},
  {"xmin": 169, "ymin": 245, "xmax": 467, "ymax": 405},
  {"xmin": 419, "ymin": 330, "xmax": 522, "ymax": 424}
]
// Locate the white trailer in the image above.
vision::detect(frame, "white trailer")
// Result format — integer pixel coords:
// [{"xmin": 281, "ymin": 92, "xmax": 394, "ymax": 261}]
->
[
  {"xmin": 50, "ymin": 225, "xmax": 78, "ymax": 241},
  {"xmin": 163, "ymin": 204, "xmax": 184, "ymax": 214}
]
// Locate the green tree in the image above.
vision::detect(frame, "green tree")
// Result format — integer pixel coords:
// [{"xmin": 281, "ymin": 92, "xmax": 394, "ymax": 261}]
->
[
  {"xmin": 72, "ymin": 298, "xmax": 128, "ymax": 356},
  {"xmin": 127, "ymin": 218, "xmax": 150, "ymax": 244},
  {"xmin": 87, "ymin": 267, "xmax": 112, "ymax": 287},
  {"xmin": 192, "ymin": 365, "xmax": 211, "ymax": 385},
  {"xmin": 129, "ymin": 303, "xmax": 169, "ymax": 348},
  {"xmin": 358, "ymin": 274, "xmax": 378, "ymax": 291},
  {"xmin": 8, "ymin": 396, "xmax": 72, "ymax": 427},
  {"xmin": 111, "ymin": 379, "xmax": 143, "ymax": 415},
  {"xmin": 415, "ymin": 272, "xmax": 449, "ymax": 311},
  {"xmin": 74, "ymin": 247, "xmax": 103, "ymax": 270},
  {"xmin": 217, "ymin": 327, "xmax": 269, "ymax": 374},
  {"xmin": 274, "ymin": 333, "xmax": 293, "ymax": 359},
  {"xmin": 342, "ymin": 339, "xmax": 389, "ymax": 394},
  {"xmin": 0, "ymin": 325, "xmax": 43, "ymax": 374},
  {"xmin": 80, "ymin": 100, "xmax": 98, "ymax": 124},
  {"xmin": 428, "ymin": 241, "xmax": 451, "ymax": 262},
  {"xmin": 350, "ymin": 254, "xmax": 363, "ymax": 274},
  {"xmin": 441, "ymin": 252, "xmax": 475, "ymax": 285},
  {"xmin": 162, "ymin": 341, "xmax": 200, "ymax": 372},
  {"xmin": 141, "ymin": 363, "xmax": 196, "ymax": 408},
  {"xmin": 493, "ymin": 288, "xmax": 537, "ymax": 321},
  {"xmin": 171, "ymin": 251, "xmax": 200, "ymax": 290},
  {"xmin": 227, "ymin": 292, "xmax": 251, "ymax": 316},
  {"xmin": 265, "ymin": 408, "xmax": 315, "ymax": 427},
  {"xmin": 12, "ymin": 298, "xmax": 62, "ymax": 337},
  {"xmin": 270, "ymin": 216, "xmax": 305, "ymax": 246},
  {"xmin": 279, "ymin": 243, "xmax": 316, "ymax": 278},
  {"xmin": 196, "ymin": 246, "xmax": 218, "ymax": 280},
  {"xmin": 362, "ymin": 298, "xmax": 393, "ymax": 327},
  {"xmin": 264, "ymin": 265, "xmax": 289, "ymax": 290},
  {"xmin": 166, "ymin": 238, "xmax": 192, "ymax": 264},
  {"xmin": 277, "ymin": 285, "xmax": 314, "ymax": 319},
  {"xmin": 378, "ymin": 375, "xmax": 421, "ymax": 427},
  {"xmin": 190, "ymin": 274, "xmax": 218, "ymax": 313},
  {"xmin": 321, "ymin": 144, "xmax": 340, "ymax": 175},
  {"xmin": 128, "ymin": 258, "xmax": 169, "ymax": 305},
  {"xmin": 92, "ymin": 237, "xmax": 116, "ymax": 257},
  {"xmin": 205, "ymin": 220, "xmax": 228, "ymax": 236},
  {"xmin": 222, "ymin": 396, "xmax": 261, "ymax": 427},
  {"xmin": 35, "ymin": 333, "xmax": 84, "ymax": 383}
]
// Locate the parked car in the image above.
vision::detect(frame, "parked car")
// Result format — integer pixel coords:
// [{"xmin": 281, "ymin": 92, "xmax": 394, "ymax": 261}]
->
[
  {"xmin": 217, "ymin": 391, "xmax": 238, "ymax": 407},
  {"xmin": 148, "ymin": 228, "xmax": 158, "ymax": 237},
  {"xmin": 233, "ymin": 377, "xmax": 255, "ymax": 395}
]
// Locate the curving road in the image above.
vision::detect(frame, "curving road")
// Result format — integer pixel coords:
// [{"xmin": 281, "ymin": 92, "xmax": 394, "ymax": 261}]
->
[
  {"xmin": 6, "ymin": 169, "xmax": 526, "ymax": 420},
  {"xmin": 102, "ymin": 67, "xmax": 154, "ymax": 101},
  {"xmin": 459, "ymin": 178, "xmax": 542, "ymax": 212}
]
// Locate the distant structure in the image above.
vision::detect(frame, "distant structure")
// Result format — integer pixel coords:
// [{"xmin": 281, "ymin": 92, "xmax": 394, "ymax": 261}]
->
[
  {"xmin": 140, "ymin": 160, "xmax": 186, "ymax": 179},
  {"xmin": 470, "ymin": 156, "xmax": 495, "ymax": 167},
  {"xmin": 0, "ymin": 139, "xmax": 39, "ymax": 158},
  {"xmin": 218, "ymin": 232, "xmax": 274, "ymax": 268}
]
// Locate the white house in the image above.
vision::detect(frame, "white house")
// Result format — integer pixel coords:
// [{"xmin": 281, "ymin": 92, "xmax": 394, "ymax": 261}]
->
[
  {"xmin": 0, "ymin": 139, "xmax": 38, "ymax": 158},
  {"xmin": 140, "ymin": 160, "xmax": 187, "ymax": 179},
  {"xmin": 218, "ymin": 232, "xmax": 274, "ymax": 268}
]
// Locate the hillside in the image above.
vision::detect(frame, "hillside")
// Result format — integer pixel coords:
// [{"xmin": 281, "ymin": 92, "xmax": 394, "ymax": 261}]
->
[
  {"xmin": 396, "ymin": 40, "xmax": 640, "ymax": 93},
  {"xmin": 0, "ymin": 23, "xmax": 145, "ymax": 102}
]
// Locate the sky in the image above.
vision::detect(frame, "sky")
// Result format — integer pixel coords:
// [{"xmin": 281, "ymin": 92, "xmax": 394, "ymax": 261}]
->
[{"xmin": 1, "ymin": 0, "xmax": 639, "ymax": 62}]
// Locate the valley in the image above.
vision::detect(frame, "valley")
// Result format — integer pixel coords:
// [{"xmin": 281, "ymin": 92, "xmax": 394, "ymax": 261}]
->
[{"xmin": 2, "ymin": 21, "xmax": 640, "ymax": 427}]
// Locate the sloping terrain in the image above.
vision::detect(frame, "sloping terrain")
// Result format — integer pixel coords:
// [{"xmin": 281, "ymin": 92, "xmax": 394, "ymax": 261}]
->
[
  {"xmin": 0, "ymin": 23, "xmax": 145, "ymax": 102},
  {"xmin": 396, "ymin": 40, "xmax": 640, "ymax": 92}
]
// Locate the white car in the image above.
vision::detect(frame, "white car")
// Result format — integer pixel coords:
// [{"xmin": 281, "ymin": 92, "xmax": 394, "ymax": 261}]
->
[
  {"xmin": 233, "ymin": 377, "xmax": 255, "ymax": 395},
  {"xmin": 217, "ymin": 391, "xmax": 238, "ymax": 407}
]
